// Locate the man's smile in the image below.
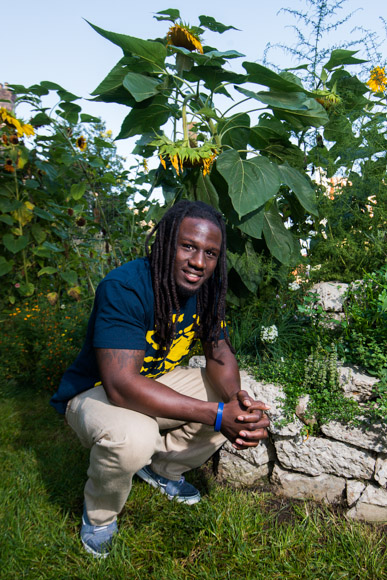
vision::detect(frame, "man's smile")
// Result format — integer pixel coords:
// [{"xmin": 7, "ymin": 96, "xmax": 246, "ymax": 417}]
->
[{"xmin": 173, "ymin": 217, "xmax": 222, "ymax": 297}]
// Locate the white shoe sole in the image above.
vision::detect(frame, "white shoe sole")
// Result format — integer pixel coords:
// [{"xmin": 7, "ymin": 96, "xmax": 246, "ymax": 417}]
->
[{"xmin": 136, "ymin": 468, "xmax": 201, "ymax": 504}]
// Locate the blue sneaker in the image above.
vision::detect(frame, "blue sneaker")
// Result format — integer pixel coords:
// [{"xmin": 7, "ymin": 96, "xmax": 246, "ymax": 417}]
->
[
  {"xmin": 136, "ymin": 465, "xmax": 201, "ymax": 504},
  {"xmin": 81, "ymin": 507, "xmax": 118, "ymax": 558}
]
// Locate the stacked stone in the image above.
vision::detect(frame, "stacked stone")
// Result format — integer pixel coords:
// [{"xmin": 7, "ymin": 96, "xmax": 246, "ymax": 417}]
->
[{"xmin": 189, "ymin": 282, "xmax": 387, "ymax": 522}]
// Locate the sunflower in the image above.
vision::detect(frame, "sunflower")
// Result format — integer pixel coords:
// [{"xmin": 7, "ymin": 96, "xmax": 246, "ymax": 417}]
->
[
  {"xmin": 0, "ymin": 107, "xmax": 34, "ymax": 137},
  {"xmin": 366, "ymin": 66, "xmax": 387, "ymax": 93},
  {"xmin": 76, "ymin": 136, "xmax": 87, "ymax": 151},
  {"xmin": 155, "ymin": 136, "xmax": 217, "ymax": 177},
  {"xmin": 4, "ymin": 158, "xmax": 14, "ymax": 172},
  {"xmin": 167, "ymin": 24, "xmax": 203, "ymax": 54},
  {"xmin": 314, "ymin": 89, "xmax": 341, "ymax": 110}
]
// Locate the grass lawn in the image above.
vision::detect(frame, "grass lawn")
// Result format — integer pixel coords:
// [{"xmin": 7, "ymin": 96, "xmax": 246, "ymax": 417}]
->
[{"xmin": 1, "ymin": 381, "xmax": 386, "ymax": 580}]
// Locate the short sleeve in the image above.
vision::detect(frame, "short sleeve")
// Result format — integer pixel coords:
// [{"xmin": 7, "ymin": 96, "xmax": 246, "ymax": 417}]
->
[{"xmin": 92, "ymin": 279, "xmax": 149, "ymax": 350}]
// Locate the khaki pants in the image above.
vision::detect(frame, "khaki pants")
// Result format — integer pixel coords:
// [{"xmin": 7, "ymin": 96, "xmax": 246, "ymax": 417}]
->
[{"xmin": 65, "ymin": 367, "xmax": 226, "ymax": 525}]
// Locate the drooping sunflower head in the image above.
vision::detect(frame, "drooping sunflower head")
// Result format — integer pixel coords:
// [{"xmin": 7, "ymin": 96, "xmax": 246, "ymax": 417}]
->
[
  {"xmin": 76, "ymin": 136, "xmax": 87, "ymax": 151},
  {"xmin": 155, "ymin": 136, "xmax": 217, "ymax": 177},
  {"xmin": 314, "ymin": 89, "xmax": 342, "ymax": 110},
  {"xmin": 167, "ymin": 24, "xmax": 203, "ymax": 54},
  {"xmin": 366, "ymin": 66, "xmax": 387, "ymax": 93}
]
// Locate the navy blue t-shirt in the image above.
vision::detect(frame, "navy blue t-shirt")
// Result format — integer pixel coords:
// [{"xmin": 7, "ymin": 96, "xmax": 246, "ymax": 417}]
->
[{"xmin": 50, "ymin": 258, "xmax": 199, "ymax": 414}]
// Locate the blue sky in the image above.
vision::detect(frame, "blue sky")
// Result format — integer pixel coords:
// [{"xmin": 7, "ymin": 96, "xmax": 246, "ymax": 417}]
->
[{"xmin": 3, "ymin": 0, "xmax": 385, "ymax": 160}]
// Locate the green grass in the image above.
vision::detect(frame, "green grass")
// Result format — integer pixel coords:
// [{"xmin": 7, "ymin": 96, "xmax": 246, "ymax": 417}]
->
[{"xmin": 1, "ymin": 382, "xmax": 386, "ymax": 580}]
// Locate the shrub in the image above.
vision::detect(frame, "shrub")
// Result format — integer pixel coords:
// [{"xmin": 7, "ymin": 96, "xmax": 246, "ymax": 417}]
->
[
  {"xmin": 340, "ymin": 267, "xmax": 387, "ymax": 376},
  {"xmin": 0, "ymin": 296, "xmax": 89, "ymax": 391}
]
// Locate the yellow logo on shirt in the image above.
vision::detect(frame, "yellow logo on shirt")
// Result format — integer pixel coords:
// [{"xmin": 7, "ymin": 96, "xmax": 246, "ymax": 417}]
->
[{"xmin": 141, "ymin": 314, "xmax": 198, "ymax": 378}]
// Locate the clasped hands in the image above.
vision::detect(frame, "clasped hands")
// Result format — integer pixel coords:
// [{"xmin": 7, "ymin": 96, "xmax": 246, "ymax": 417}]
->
[{"xmin": 221, "ymin": 390, "xmax": 270, "ymax": 450}]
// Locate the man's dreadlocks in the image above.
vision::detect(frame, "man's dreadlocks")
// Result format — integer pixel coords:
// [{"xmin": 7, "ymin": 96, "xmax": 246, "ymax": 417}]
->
[{"xmin": 145, "ymin": 200, "xmax": 233, "ymax": 355}]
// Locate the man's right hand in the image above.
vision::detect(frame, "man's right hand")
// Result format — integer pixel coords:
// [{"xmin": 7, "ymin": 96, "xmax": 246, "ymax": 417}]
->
[{"xmin": 221, "ymin": 399, "xmax": 270, "ymax": 450}]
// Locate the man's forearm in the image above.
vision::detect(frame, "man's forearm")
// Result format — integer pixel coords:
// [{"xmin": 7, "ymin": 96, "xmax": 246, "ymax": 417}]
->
[{"xmin": 203, "ymin": 340, "xmax": 241, "ymax": 402}]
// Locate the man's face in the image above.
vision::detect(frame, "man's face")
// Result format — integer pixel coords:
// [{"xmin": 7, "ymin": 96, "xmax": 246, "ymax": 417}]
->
[{"xmin": 173, "ymin": 217, "xmax": 222, "ymax": 297}]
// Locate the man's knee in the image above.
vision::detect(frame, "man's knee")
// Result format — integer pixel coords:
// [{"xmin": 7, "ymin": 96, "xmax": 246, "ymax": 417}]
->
[{"xmin": 92, "ymin": 418, "xmax": 161, "ymax": 474}]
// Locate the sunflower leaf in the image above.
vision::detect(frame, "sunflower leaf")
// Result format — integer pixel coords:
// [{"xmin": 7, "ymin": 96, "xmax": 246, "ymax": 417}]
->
[
  {"xmin": 153, "ymin": 9, "xmax": 180, "ymax": 22},
  {"xmin": 216, "ymin": 150, "xmax": 281, "ymax": 218},
  {"xmin": 123, "ymin": 73, "xmax": 162, "ymax": 102},
  {"xmin": 262, "ymin": 204, "xmax": 298, "ymax": 265},
  {"xmin": 199, "ymin": 15, "xmax": 239, "ymax": 34},
  {"xmin": 87, "ymin": 21, "xmax": 166, "ymax": 68}
]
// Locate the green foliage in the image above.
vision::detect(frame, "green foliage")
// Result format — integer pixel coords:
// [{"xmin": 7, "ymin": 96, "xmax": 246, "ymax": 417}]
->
[
  {"xmin": 89, "ymin": 10, "xmax": 336, "ymax": 299},
  {"xmin": 340, "ymin": 268, "xmax": 387, "ymax": 376},
  {"xmin": 0, "ymin": 84, "xmax": 149, "ymax": 307},
  {"xmin": 302, "ymin": 341, "xmax": 358, "ymax": 427},
  {"xmin": 229, "ymin": 276, "xmax": 312, "ymax": 361},
  {"xmin": 307, "ymin": 168, "xmax": 387, "ymax": 283},
  {"xmin": 0, "ymin": 296, "xmax": 89, "ymax": 391}
]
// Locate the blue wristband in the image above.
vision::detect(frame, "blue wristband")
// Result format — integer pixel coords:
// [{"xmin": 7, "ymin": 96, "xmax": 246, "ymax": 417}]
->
[{"xmin": 214, "ymin": 402, "xmax": 224, "ymax": 432}]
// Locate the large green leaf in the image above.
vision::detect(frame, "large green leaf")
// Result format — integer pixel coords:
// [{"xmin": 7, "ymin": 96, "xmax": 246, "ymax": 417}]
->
[
  {"xmin": 0, "ymin": 199, "xmax": 22, "ymax": 212},
  {"xmin": 38, "ymin": 267, "xmax": 58, "ymax": 276},
  {"xmin": 198, "ymin": 15, "xmax": 239, "ymax": 34},
  {"xmin": 58, "ymin": 102, "xmax": 82, "ymax": 114},
  {"xmin": 59, "ymin": 270, "xmax": 78, "ymax": 286},
  {"xmin": 236, "ymin": 87, "xmax": 329, "ymax": 129},
  {"xmin": 216, "ymin": 150, "xmax": 281, "ymax": 218},
  {"xmin": 217, "ymin": 113, "xmax": 250, "ymax": 153},
  {"xmin": 228, "ymin": 241, "xmax": 262, "ymax": 293},
  {"xmin": 92, "ymin": 57, "xmax": 160, "ymax": 98},
  {"xmin": 2, "ymin": 234, "xmax": 29, "ymax": 254},
  {"xmin": 57, "ymin": 89, "xmax": 80, "ymax": 102},
  {"xmin": 87, "ymin": 21, "xmax": 166, "ymax": 68},
  {"xmin": 323, "ymin": 115, "xmax": 353, "ymax": 143},
  {"xmin": 170, "ymin": 46, "xmax": 243, "ymax": 66},
  {"xmin": 195, "ymin": 173, "xmax": 220, "ymax": 208},
  {"xmin": 31, "ymin": 224, "xmax": 47, "ymax": 245},
  {"xmin": 154, "ymin": 8, "xmax": 181, "ymax": 22},
  {"xmin": 324, "ymin": 49, "xmax": 368, "ymax": 71},
  {"xmin": 91, "ymin": 60, "xmax": 129, "ymax": 95},
  {"xmin": 185, "ymin": 66, "xmax": 246, "ymax": 92},
  {"xmin": 236, "ymin": 207, "xmax": 264, "ymax": 239},
  {"xmin": 34, "ymin": 206, "xmax": 55, "ymax": 221},
  {"xmin": 249, "ymin": 116, "xmax": 291, "ymax": 150},
  {"xmin": 40, "ymin": 81, "xmax": 64, "ymax": 91},
  {"xmin": 0, "ymin": 215, "xmax": 13, "ymax": 226},
  {"xmin": 70, "ymin": 183, "xmax": 87, "ymax": 200},
  {"xmin": 116, "ymin": 96, "xmax": 171, "ymax": 140},
  {"xmin": 123, "ymin": 72, "xmax": 162, "ymax": 102},
  {"xmin": 262, "ymin": 205, "xmax": 297, "ymax": 265},
  {"xmin": 91, "ymin": 85, "xmax": 137, "ymax": 107},
  {"xmin": 278, "ymin": 164, "xmax": 318, "ymax": 216},
  {"xmin": 41, "ymin": 241, "xmax": 64, "ymax": 253},
  {"xmin": 0, "ymin": 257, "xmax": 13, "ymax": 276},
  {"xmin": 243, "ymin": 61, "xmax": 307, "ymax": 92}
]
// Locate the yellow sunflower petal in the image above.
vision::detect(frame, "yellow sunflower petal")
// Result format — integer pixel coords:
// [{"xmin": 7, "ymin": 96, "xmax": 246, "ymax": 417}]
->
[
  {"xmin": 366, "ymin": 66, "xmax": 387, "ymax": 93},
  {"xmin": 170, "ymin": 154, "xmax": 180, "ymax": 175},
  {"xmin": 167, "ymin": 24, "xmax": 203, "ymax": 54}
]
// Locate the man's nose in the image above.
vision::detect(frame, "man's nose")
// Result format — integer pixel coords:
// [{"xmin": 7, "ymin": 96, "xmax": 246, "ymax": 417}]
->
[{"xmin": 189, "ymin": 250, "xmax": 205, "ymax": 269}]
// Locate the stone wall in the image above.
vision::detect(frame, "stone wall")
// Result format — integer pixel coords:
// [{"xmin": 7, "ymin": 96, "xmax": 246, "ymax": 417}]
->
[{"xmin": 189, "ymin": 283, "xmax": 387, "ymax": 522}]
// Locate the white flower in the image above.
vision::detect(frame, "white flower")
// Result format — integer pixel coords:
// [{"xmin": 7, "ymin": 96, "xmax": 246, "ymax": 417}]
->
[
  {"xmin": 288, "ymin": 281, "xmax": 300, "ymax": 291},
  {"xmin": 60, "ymin": 304, "xmax": 66, "ymax": 309},
  {"xmin": 261, "ymin": 325, "xmax": 278, "ymax": 344}
]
